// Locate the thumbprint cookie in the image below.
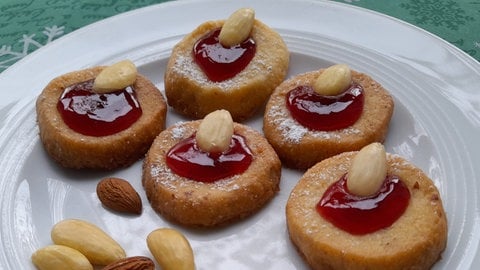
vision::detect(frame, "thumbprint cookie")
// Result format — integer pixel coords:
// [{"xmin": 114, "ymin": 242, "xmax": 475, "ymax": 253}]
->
[
  {"xmin": 165, "ymin": 8, "xmax": 289, "ymax": 121},
  {"xmin": 142, "ymin": 110, "xmax": 281, "ymax": 226},
  {"xmin": 286, "ymin": 143, "xmax": 447, "ymax": 269},
  {"xmin": 264, "ymin": 64, "xmax": 394, "ymax": 170},
  {"xmin": 36, "ymin": 61, "xmax": 167, "ymax": 170}
]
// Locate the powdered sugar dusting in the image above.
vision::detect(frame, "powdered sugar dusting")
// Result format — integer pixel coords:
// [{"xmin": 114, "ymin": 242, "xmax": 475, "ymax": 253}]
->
[
  {"xmin": 149, "ymin": 164, "xmax": 176, "ymax": 185},
  {"xmin": 267, "ymin": 104, "xmax": 362, "ymax": 143},
  {"xmin": 268, "ymin": 105, "xmax": 307, "ymax": 143},
  {"xmin": 148, "ymin": 158, "xmax": 243, "ymax": 192},
  {"xmin": 278, "ymin": 118, "xmax": 308, "ymax": 143},
  {"xmin": 150, "ymin": 165, "xmax": 163, "ymax": 178},
  {"xmin": 170, "ymin": 50, "xmax": 271, "ymax": 91},
  {"xmin": 171, "ymin": 122, "xmax": 187, "ymax": 140},
  {"xmin": 170, "ymin": 54, "xmax": 208, "ymax": 84}
]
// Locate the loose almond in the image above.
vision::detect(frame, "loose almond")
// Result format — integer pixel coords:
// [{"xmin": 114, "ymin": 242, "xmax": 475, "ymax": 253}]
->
[
  {"xmin": 103, "ymin": 256, "xmax": 155, "ymax": 270},
  {"xmin": 147, "ymin": 228, "xmax": 195, "ymax": 270},
  {"xmin": 51, "ymin": 219, "xmax": 126, "ymax": 266},
  {"xmin": 347, "ymin": 142, "xmax": 387, "ymax": 197},
  {"xmin": 93, "ymin": 60, "xmax": 137, "ymax": 93},
  {"xmin": 196, "ymin": 109, "xmax": 234, "ymax": 153},
  {"xmin": 219, "ymin": 8, "xmax": 255, "ymax": 47},
  {"xmin": 31, "ymin": 245, "xmax": 93, "ymax": 270},
  {"xmin": 313, "ymin": 64, "xmax": 352, "ymax": 96},
  {"xmin": 97, "ymin": 177, "xmax": 142, "ymax": 215}
]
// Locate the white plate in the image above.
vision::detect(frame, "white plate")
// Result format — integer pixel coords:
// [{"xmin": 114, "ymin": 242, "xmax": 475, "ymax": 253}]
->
[{"xmin": 1, "ymin": 0, "xmax": 480, "ymax": 269}]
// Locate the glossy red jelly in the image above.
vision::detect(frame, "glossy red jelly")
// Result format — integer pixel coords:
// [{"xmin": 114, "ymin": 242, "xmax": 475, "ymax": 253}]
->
[
  {"xmin": 193, "ymin": 28, "xmax": 256, "ymax": 82},
  {"xmin": 317, "ymin": 174, "xmax": 410, "ymax": 235},
  {"xmin": 286, "ymin": 83, "xmax": 364, "ymax": 131},
  {"xmin": 57, "ymin": 79, "xmax": 142, "ymax": 137},
  {"xmin": 166, "ymin": 134, "xmax": 253, "ymax": 182}
]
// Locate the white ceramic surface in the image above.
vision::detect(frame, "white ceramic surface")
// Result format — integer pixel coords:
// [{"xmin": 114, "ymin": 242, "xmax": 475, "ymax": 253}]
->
[{"xmin": 1, "ymin": 0, "xmax": 479, "ymax": 269}]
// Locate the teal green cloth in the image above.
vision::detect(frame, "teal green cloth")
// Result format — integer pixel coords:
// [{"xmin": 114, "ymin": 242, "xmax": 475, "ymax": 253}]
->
[
  {"xmin": 0, "ymin": 0, "xmax": 170, "ymax": 71},
  {"xmin": 339, "ymin": 0, "xmax": 480, "ymax": 60},
  {"xmin": 0, "ymin": 0, "xmax": 478, "ymax": 72}
]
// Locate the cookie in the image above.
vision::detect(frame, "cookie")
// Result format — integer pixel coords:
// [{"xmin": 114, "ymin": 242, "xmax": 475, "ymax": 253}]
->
[
  {"xmin": 286, "ymin": 151, "xmax": 447, "ymax": 269},
  {"xmin": 142, "ymin": 119, "xmax": 281, "ymax": 226},
  {"xmin": 264, "ymin": 68, "xmax": 394, "ymax": 169},
  {"xmin": 36, "ymin": 66, "xmax": 167, "ymax": 170},
  {"xmin": 165, "ymin": 9, "xmax": 289, "ymax": 121}
]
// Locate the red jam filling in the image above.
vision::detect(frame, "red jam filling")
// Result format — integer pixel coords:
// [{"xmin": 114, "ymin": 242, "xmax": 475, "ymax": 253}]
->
[
  {"xmin": 286, "ymin": 83, "xmax": 364, "ymax": 131},
  {"xmin": 193, "ymin": 28, "xmax": 256, "ymax": 82},
  {"xmin": 57, "ymin": 79, "xmax": 142, "ymax": 137},
  {"xmin": 316, "ymin": 174, "xmax": 410, "ymax": 235},
  {"xmin": 166, "ymin": 134, "xmax": 253, "ymax": 183}
]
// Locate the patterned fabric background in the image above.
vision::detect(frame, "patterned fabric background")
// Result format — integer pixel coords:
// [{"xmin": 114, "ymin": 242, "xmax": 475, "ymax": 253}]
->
[
  {"xmin": 0, "ymin": 0, "xmax": 168, "ymax": 71},
  {"xmin": 0, "ymin": 0, "xmax": 479, "ymax": 72},
  {"xmin": 347, "ymin": 0, "xmax": 479, "ymax": 59}
]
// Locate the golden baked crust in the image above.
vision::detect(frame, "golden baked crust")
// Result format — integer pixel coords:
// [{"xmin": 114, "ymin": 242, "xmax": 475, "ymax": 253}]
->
[
  {"xmin": 263, "ymin": 69, "xmax": 394, "ymax": 170},
  {"xmin": 286, "ymin": 152, "xmax": 447, "ymax": 270},
  {"xmin": 36, "ymin": 66, "xmax": 167, "ymax": 170},
  {"xmin": 165, "ymin": 20, "xmax": 289, "ymax": 122},
  {"xmin": 142, "ymin": 121, "xmax": 281, "ymax": 227}
]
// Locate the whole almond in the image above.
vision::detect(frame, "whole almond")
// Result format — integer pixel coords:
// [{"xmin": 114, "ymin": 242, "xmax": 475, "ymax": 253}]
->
[
  {"xmin": 31, "ymin": 245, "xmax": 93, "ymax": 270},
  {"xmin": 196, "ymin": 109, "xmax": 234, "ymax": 153},
  {"xmin": 97, "ymin": 177, "xmax": 142, "ymax": 215},
  {"xmin": 51, "ymin": 219, "xmax": 126, "ymax": 266},
  {"xmin": 103, "ymin": 256, "xmax": 155, "ymax": 270},
  {"xmin": 347, "ymin": 142, "xmax": 387, "ymax": 197},
  {"xmin": 93, "ymin": 60, "xmax": 137, "ymax": 93},
  {"xmin": 219, "ymin": 8, "xmax": 255, "ymax": 47},
  {"xmin": 147, "ymin": 228, "xmax": 195, "ymax": 270},
  {"xmin": 313, "ymin": 64, "xmax": 352, "ymax": 96}
]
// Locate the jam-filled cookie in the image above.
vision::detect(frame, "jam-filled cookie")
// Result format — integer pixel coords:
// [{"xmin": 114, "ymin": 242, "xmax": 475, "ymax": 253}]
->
[
  {"xmin": 286, "ymin": 143, "xmax": 447, "ymax": 270},
  {"xmin": 165, "ymin": 8, "xmax": 289, "ymax": 121},
  {"xmin": 36, "ymin": 61, "xmax": 167, "ymax": 170},
  {"xmin": 142, "ymin": 110, "xmax": 281, "ymax": 227},
  {"xmin": 263, "ymin": 64, "xmax": 394, "ymax": 170}
]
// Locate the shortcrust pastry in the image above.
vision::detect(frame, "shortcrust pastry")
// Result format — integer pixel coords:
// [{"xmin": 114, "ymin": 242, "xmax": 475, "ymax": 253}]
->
[
  {"xmin": 286, "ymin": 151, "xmax": 447, "ymax": 270},
  {"xmin": 36, "ymin": 66, "xmax": 167, "ymax": 170},
  {"xmin": 263, "ymin": 68, "xmax": 394, "ymax": 170},
  {"xmin": 142, "ymin": 118, "xmax": 281, "ymax": 227},
  {"xmin": 164, "ymin": 9, "xmax": 289, "ymax": 121}
]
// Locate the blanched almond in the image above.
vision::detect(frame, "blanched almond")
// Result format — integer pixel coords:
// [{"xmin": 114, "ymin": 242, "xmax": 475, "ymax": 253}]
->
[
  {"xmin": 313, "ymin": 64, "xmax": 352, "ymax": 96},
  {"xmin": 51, "ymin": 219, "xmax": 126, "ymax": 265},
  {"xmin": 147, "ymin": 228, "xmax": 195, "ymax": 270},
  {"xmin": 196, "ymin": 109, "xmax": 234, "ymax": 153},
  {"xmin": 347, "ymin": 142, "xmax": 387, "ymax": 197},
  {"xmin": 93, "ymin": 60, "xmax": 137, "ymax": 93},
  {"xmin": 219, "ymin": 8, "xmax": 255, "ymax": 47},
  {"xmin": 31, "ymin": 245, "xmax": 93, "ymax": 270}
]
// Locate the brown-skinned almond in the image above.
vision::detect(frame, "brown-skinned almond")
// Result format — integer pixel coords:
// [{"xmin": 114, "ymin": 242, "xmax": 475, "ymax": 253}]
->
[
  {"xmin": 97, "ymin": 177, "xmax": 142, "ymax": 215},
  {"xmin": 102, "ymin": 256, "xmax": 155, "ymax": 270}
]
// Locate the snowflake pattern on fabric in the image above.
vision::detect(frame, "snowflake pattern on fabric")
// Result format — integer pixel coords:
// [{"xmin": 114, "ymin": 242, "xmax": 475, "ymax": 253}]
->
[
  {"xmin": 0, "ymin": 0, "xmax": 477, "ymax": 72},
  {"xmin": 0, "ymin": 26, "xmax": 64, "ymax": 71},
  {"xmin": 400, "ymin": 0, "xmax": 475, "ymax": 30}
]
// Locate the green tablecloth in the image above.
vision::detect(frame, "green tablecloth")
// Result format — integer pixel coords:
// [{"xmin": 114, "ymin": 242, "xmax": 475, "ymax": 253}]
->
[{"xmin": 0, "ymin": 0, "xmax": 478, "ymax": 73}]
